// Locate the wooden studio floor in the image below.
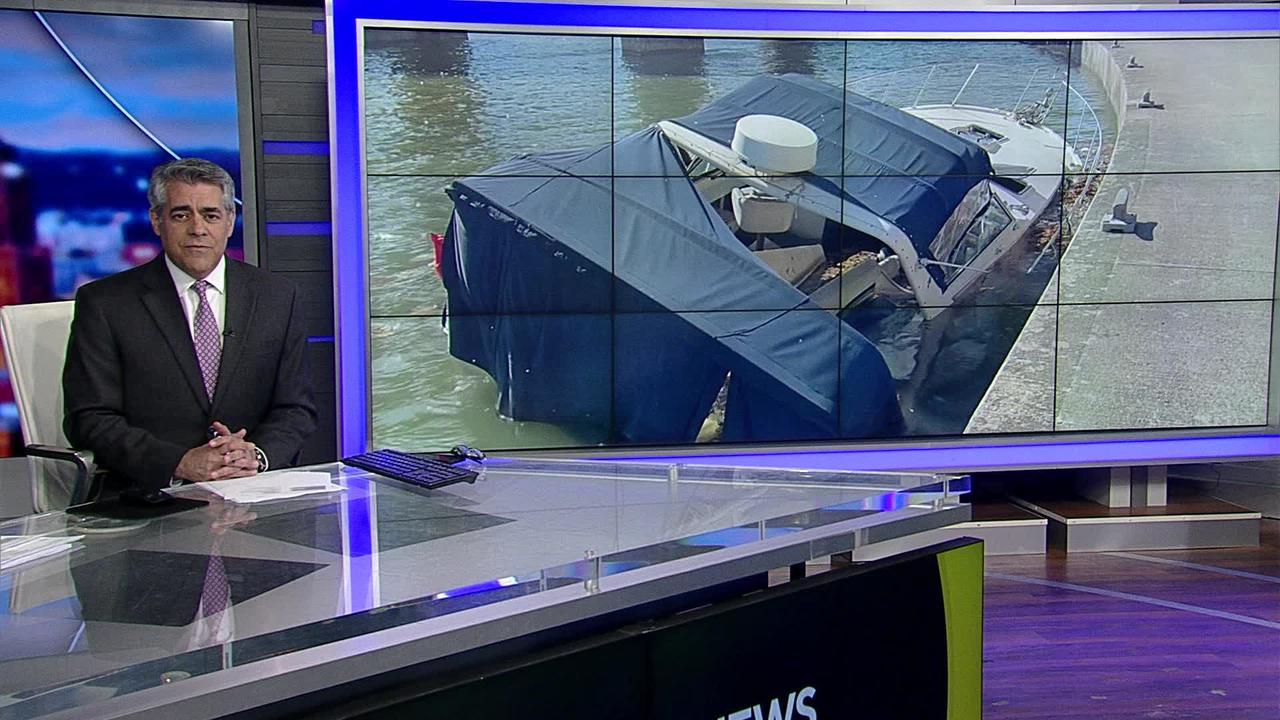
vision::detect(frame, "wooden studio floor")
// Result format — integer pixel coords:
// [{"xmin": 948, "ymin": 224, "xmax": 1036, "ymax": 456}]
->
[{"xmin": 982, "ymin": 519, "xmax": 1279, "ymax": 719}]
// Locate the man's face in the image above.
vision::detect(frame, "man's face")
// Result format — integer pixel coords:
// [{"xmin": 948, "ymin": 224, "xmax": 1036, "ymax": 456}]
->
[{"xmin": 151, "ymin": 181, "xmax": 234, "ymax": 280}]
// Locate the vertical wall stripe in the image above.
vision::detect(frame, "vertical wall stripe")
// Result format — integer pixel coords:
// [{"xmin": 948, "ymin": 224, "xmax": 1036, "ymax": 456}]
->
[{"xmin": 937, "ymin": 541, "xmax": 984, "ymax": 720}]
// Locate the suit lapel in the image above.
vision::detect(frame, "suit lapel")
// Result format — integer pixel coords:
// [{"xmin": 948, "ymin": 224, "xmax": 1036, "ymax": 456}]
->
[
  {"xmin": 140, "ymin": 258, "xmax": 211, "ymax": 412},
  {"xmin": 210, "ymin": 261, "xmax": 259, "ymax": 418}
]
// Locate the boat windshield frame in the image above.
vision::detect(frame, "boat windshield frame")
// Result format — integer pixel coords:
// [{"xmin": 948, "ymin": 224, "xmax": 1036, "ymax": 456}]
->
[{"xmin": 941, "ymin": 191, "xmax": 1014, "ymax": 285}]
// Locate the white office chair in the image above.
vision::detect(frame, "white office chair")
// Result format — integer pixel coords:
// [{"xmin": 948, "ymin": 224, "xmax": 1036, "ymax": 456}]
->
[{"xmin": 0, "ymin": 301, "xmax": 97, "ymax": 511}]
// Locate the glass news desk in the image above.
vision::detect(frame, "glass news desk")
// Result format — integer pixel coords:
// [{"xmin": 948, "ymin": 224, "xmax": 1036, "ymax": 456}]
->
[{"xmin": 0, "ymin": 459, "xmax": 968, "ymax": 720}]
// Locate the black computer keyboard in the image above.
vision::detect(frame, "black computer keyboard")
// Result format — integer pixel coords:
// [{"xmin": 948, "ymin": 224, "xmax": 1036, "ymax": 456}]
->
[{"xmin": 341, "ymin": 448, "xmax": 478, "ymax": 490}]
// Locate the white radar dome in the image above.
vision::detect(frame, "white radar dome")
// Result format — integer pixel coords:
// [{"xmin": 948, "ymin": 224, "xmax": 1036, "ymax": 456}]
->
[{"xmin": 731, "ymin": 114, "xmax": 818, "ymax": 174}]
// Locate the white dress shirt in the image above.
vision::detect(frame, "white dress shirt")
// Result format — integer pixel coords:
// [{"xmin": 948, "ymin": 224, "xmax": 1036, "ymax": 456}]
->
[
  {"xmin": 162, "ymin": 254, "xmax": 269, "ymax": 477},
  {"xmin": 165, "ymin": 254, "xmax": 227, "ymax": 341}
]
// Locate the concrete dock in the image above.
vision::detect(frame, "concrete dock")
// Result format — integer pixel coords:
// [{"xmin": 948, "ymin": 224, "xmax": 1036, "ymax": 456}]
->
[{"xmin": 967, "ymin": 38, "xmax": 1279, "ymax": 433}]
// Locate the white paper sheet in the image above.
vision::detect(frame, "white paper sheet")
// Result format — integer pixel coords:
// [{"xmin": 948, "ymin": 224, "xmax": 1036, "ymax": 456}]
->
[{"xmin": 192, "ymin": 471, "xmax": 344, "ymax": 504}]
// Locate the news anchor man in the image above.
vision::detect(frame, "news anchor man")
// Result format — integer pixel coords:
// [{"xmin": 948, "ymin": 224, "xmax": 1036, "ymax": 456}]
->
[{"xmin": 62, "ymin": 158, "xmax": 317, "ymax": 495}]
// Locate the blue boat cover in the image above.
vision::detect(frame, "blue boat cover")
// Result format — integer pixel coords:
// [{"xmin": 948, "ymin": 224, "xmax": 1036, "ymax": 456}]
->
[
  {"xmin": 674, "ymin": 74, "xmax": 993, "ymax": 264},
  {"xmin": 442, "ymin": 123, "xmax": 902, "ymax": 444}
]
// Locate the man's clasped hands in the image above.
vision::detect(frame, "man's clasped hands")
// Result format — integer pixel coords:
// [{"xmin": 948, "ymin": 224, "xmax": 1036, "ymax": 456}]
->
[{"xmin": 175, "ymin": 421, "xmax": 262, "ymax": 482}]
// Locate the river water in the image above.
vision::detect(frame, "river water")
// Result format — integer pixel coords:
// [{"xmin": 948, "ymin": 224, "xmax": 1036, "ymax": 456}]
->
[{"xmin": 362, "ymin": 32, "xmax": 1115, "ymax": 452}]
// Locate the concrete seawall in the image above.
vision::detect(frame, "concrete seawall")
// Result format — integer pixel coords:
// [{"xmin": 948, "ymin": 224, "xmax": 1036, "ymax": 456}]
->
[
  {"xmin": 1080, "ymin": 39, "xmax": 1127, "ymax": 134},
  {"xmin": 967, "ymin": 37, "xmax": 1279, "ymax": 434}
]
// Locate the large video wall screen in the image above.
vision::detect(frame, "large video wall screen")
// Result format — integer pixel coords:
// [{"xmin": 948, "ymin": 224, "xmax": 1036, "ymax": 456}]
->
[{"xmin": 356, "ymin": 20, "xmax": 1279, "ymax": 452}]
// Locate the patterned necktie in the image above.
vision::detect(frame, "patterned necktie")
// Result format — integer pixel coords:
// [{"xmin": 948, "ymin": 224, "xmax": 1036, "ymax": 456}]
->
[
  {"xmin": 192, "ymin": 280, "xmax": 221, "ymax": 401},
  {"xmin": 201, "ymin": 536, "xmax": 231, "ymax": 618}
]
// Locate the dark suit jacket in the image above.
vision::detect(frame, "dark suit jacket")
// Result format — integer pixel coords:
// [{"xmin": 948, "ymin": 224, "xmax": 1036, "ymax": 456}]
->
[{"xmin": 63, "ymin": 256, "xmax": 318, "ymax": 491}]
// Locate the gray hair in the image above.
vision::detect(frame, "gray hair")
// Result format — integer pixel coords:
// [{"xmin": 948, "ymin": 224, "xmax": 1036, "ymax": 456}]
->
[{"xmin": 147, "ymin": 158, "xmax": 236, "ymax": 215}]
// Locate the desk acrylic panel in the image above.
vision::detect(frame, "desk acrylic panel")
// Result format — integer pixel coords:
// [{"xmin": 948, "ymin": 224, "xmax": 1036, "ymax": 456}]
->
[
  {"xmin": 0, "ymin": 460, "xmax": 965, "ymax": 719},
  {"xmin": 332, "ymin": 2, "xmax": 1280, "ymax": 454}
]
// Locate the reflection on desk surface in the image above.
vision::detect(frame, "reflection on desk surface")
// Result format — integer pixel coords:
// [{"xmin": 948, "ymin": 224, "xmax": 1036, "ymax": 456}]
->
[{"xmin": 0, "ymin": 459, "xmax": 962, "ymax": 720}]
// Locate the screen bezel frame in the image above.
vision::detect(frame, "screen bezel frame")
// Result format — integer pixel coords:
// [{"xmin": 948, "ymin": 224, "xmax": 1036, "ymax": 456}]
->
[{"xmin": 329, "ymin": 0, "xmax": 1280, "ymax": 467}]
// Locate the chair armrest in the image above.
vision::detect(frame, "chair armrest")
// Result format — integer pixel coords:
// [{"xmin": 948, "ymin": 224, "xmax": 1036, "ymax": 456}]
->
[{"xmin": 24, "ymin": 444, "xmax": 97, "ymax": 506}]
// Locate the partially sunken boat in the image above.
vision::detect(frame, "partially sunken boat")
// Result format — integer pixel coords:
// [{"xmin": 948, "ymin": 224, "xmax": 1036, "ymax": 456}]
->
[{"xmin": 439, "ymin": 74, "xmax": 1077, "ymax": 444}]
